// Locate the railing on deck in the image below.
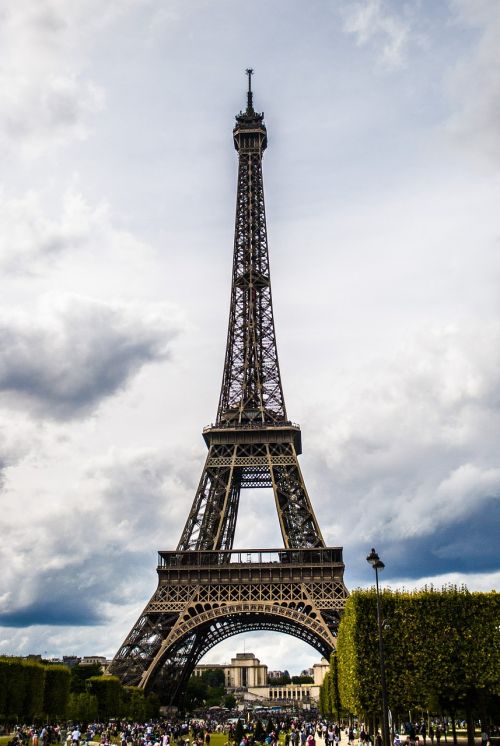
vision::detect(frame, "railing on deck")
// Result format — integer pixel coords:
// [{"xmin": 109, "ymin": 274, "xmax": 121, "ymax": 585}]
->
[
  {"xmin": 157, "ymin": 546, "xmax": 343, "ymax": 569},
  {"xmin": 203, "ymin": 421, "xmax": 301, "ymax": 432}
]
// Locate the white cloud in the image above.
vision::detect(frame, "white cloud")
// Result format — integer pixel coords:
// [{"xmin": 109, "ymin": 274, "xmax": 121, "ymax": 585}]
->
[
  {"xmin": 0, "ymin": 189, "xmax": 108, "ymax": 273},
  {"xmin": 310, "ymin": 322, "xmax": 500, "ymax": 547},
  {"xmin": 383, "ymin": 569, "xmax": 500, "ymax": 594},
  {"xmin": 445, "ymin": 0, "xmax": 500, "ymax": 163},
  {"xmin": 0, "ymin": 294, "xmax": 182, "ymax": 418},
  {"xmin": 339, "ymin": 0, "xmax": 412, "ymax": 68},
  {"xmin": 200, "ymin": 632, "xmax": 322, "ymax": 674},
  {"xmin": 0, "ymin": 0, "xmax": 142, "ymax": 157}
]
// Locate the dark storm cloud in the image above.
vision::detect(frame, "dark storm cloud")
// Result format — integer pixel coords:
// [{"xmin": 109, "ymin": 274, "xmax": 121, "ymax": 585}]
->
[
  {"xmin": 0, "ymin": 546, "xmax": 151, "ymax": 628},
  {"xmin": 343, "ymin": 495, "xmax": 500, "ymax": 587},
  {"xmin": 0, "ymin": 449, "xmax": 193, "ymax": 629},
  {"xmin": 0, "ymin": 537, "xmax": 147, "ymax": 629},
  {"xmin": 0, "ymin": 296, "xmax": 180, "ymax": 419},
  {"xmin": 0, "ymin": 602, "xmax": 102, "ymax": 627},
  {"xmin": 384, "ymin": 496, "xmax": 500, "ymax": 579}
]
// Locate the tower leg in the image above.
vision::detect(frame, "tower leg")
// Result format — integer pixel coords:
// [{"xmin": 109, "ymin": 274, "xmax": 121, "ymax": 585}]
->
[{"xmin": 177, "ymin": 445, "xmax": 242, "ymax": 552}]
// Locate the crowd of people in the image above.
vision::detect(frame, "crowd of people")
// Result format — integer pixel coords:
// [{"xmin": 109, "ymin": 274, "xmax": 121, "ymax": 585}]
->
[{"xmin": 5, "ymin": 715, "xmax": 497, "ymax": 746}]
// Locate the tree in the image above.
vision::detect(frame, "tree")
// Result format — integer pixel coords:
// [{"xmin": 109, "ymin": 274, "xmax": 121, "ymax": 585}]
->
[
  {"xmin": 201, "ymin": 668, "xmax": 225, "ymax": 688},
  {"xmin": 183, "ymin": 676, "xmax": 209, "ymax": 711},
  {"xmin": 2, "ymin": 659, "xmax": 26, "ymax": 721},
  {"xmin": 24, "ymin": 662, "xmax": 45, "ymax": 720},
  {"xmin": 336, "ymin": 588, "xmax": 500, "ymax": 745},
  {"xmin": 70, "ymin": 663, "xmax": 103, "ymax": 693},
  {"xmin": 234, "ymin": 720, "xmax": 245, "ymax": 744},
  {"xmin": 320, "ymin": 671, "xmax": 332, "ymax": 718},
  {"xmin": 121, "ymin": 686, "xmax": 148, "ymax": 721},
  {"xmin": 330, "ymin": 651, "xmax": 342, "ymax": 720},
  {"xmin": 86, "ymin": 675, "xmax": 122, "ymax": 720},
  {"xmin": 67, "ymin": 692, "xmax": 98, "ymax": 722},
  {"xmin": 224, "ymin": 693, "xmax": 237, "ymax": 709},
  {"xmin": 254, "ymin": 720, "xmax": 265, "ymax": 743},
  {"xmin": 43, "ymin": 665, "xmax": 70, "ymax": 720}
]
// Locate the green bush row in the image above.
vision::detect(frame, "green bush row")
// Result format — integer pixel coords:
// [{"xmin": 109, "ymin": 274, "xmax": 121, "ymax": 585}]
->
[
  {"xmin": 0, "ymin": 660, "xmax": 158, "ymax": 724},
  {"xmin": 319, "ymin": 588, "xmax": 500, "ymax": 740}
]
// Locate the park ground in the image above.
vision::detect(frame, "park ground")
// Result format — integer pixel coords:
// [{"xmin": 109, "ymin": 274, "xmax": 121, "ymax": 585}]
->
[{"xmin": 0, "ymin": 732, "xmax": 485, "ymax": 746}]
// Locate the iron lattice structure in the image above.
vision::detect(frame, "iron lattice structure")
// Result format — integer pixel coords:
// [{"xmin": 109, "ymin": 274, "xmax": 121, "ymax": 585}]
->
[{"xmin": 109, "ymin": 72, "xmax": 348, "ymax": 705}]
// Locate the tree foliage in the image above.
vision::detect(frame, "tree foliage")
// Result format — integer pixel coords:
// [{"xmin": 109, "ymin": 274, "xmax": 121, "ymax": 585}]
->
[
  {"xmin": 254, "ymin": 720, "xmax": 265, "ymax": 742},
  {"xmin": 330, "ymin": 651, "xmax": 342, "ymax": 719},
  {"xmin": 224, "ymin": 693, "xmax": 237, "ymax": 709},
  {"xmin": 0, "ymin": 658, "xmax": 46, "ymax": 722},
  {"xmin": 0, "ymin": 657, "xmax": 158, "ymax": 723},
  {"xmin": 336, "ymin": 588, "xmax": 500, "ymax": 743},
  {"xmin": 86, "ymin": 675, "xmax": 122, "ymax": 720},
  {"xmin": 234, "ymin": 720, "xmax": 245, "ymax": 744},
  {"xmin": 2, "ymin": 659, "xmax": 27, "ymax": 720},
  {"xmin": 70, "ymin": 662, "xmax": 103, "ymax": 693},
  {"xmin": 183, "ymin": 673, "xmax": 224, "ymax": 711},
  {"xmin": 24, "ymin": 663, "xmax": 45, "ymax": 720},
  {"xmin": 43, "ymin": 665, "xmax": 70, "ymax": 719},
  {"xmin": 67, "ymin": 691, "xmax": 98, "ymax": 722},
  {"xmin": 319, "ymin": 670, "xmax": 332, "ymax": 717},
  {"xmin": 201, "ymin": 668, "xmax": 225, "ymax": 688}
]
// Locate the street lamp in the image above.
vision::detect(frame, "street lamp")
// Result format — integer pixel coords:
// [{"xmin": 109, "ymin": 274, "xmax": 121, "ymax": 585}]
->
[{"xmin": 367, "ymin": 547, "xmax": 390, "ymax": 746}]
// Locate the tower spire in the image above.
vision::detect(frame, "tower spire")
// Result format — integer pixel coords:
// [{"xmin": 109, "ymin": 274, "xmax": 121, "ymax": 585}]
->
[{"xmin": 246, "ymin": 67, "xmax": 254, "ymax": 113}]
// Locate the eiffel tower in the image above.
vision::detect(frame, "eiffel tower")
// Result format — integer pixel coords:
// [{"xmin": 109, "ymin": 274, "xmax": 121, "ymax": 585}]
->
[{"xmin": 109, "ymin": 71, "xmax": 348, "ymax": 704}]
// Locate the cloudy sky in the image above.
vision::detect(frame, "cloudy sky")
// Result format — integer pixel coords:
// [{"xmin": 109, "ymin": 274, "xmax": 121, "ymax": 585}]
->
[{"xmin": 1, "ymin": 0, "xmax": 499, "ymax": 674}]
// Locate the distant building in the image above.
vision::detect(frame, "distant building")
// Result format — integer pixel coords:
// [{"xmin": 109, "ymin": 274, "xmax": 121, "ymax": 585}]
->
[
  {"xmin": 194, "ymin": 652, "xmax": 328, "ymax": 708},
  {"xmin": 247, "ymin": 682, "xmax": 317, "ymax": 705},
  {"xmin": 228, "ymin": 652, "xmax": 267, "ymax": 688},
  {"xmin": 80, "ymin": 656, "xmax": 108, "ymax": 666},
  {"xmin": 18, "ymin": 654, "xmax": 110, "ymax": 670},
  {"xmin": 312, "ymin": 658, "xmax": 329, "ymax": 685},
  {"xmin": 268, "ymin": 670, "xmax": 285, "ymax": 680},
  {"xmin": 194, "ymin": 652, "xmax": 267, "ymax": 688},
  {"xmin": 62, "ymin": 656, "xmax": 80, "ymax": 668}
]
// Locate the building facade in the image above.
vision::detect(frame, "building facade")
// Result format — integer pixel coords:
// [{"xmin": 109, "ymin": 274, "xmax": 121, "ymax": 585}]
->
[
  {"xmin": 194, "ymin": 652, "xmax": 267, "ymax": 689},
  {"xmin": 194, "ymin": 652, "xmax": 328, "ymax": 707}
]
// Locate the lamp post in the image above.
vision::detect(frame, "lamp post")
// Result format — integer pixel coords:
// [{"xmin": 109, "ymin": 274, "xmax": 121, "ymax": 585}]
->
[{"xmin": 367, "ymin": 547, "xmax": 390, "ymax": 746}]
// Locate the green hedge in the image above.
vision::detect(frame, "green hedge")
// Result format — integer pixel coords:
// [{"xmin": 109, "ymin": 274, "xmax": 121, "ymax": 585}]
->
[
  {"xmin": 332, "ymin": 588, "xmax": 500, "ymax": 744},
  {"xmin": 0, "ymin": 659, "xmax": 158, "ymax": 723},
  {"xmin": 0, "ymin": 658, "xmax": 46, "ymax": 721}
]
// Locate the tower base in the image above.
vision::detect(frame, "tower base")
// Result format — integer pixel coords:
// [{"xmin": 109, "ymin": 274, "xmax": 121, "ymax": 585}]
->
[{"xmin": 109, "ymin": 548, "xmax": 348, "ymax": 705}]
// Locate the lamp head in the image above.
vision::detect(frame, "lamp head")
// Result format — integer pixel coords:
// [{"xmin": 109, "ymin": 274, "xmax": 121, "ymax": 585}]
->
[{"xmin": 366, "ymin": 547, "xmax": 385, "ymax": 571}]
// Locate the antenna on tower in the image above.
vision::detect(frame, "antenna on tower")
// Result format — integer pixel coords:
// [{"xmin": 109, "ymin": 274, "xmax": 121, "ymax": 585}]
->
[{"xmin": 246, "ymin": 68, "xmax": 254, "ymax": 113}]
